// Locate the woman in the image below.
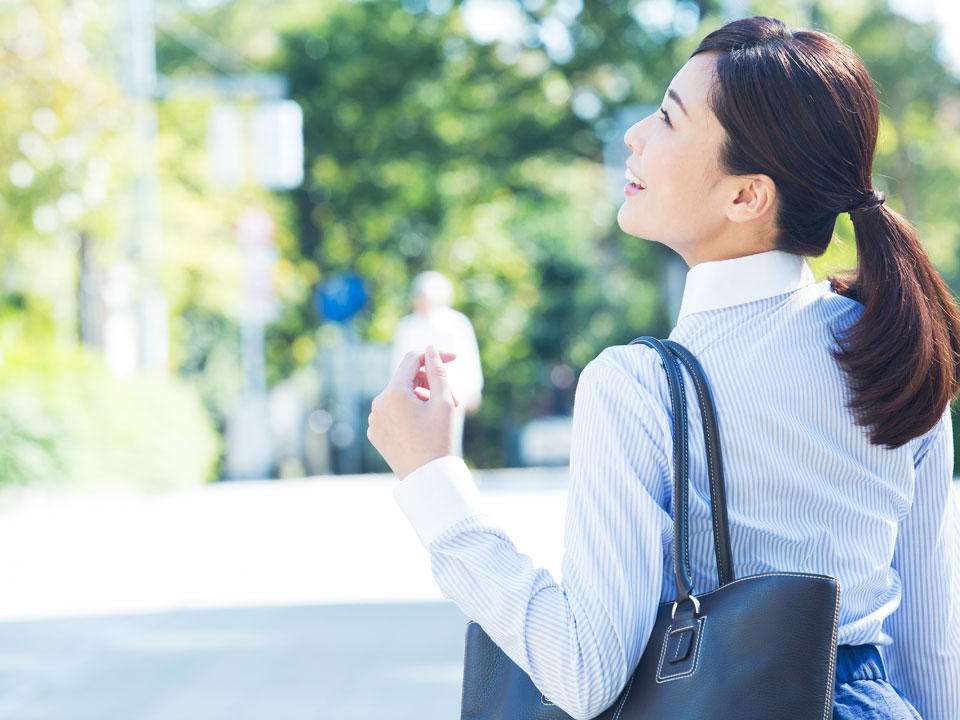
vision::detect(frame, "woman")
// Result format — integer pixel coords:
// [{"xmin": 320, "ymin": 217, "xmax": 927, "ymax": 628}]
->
[{"xmin": 367, "ymin": 16, "xmax": 960, "ymax": 720}]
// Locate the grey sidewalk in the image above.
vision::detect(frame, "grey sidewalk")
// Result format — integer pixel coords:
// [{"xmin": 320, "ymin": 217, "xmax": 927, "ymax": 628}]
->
[
  {"xmin": 0, "ymin": 468, "xmax": 570, "ymax": 720},
  {"xmin": 0, "ymin": 601, "xmax": 471, "ymax": 720},
  {"xmin": 0, "ymin": 473, "xmax": 956, "ymax": 720}
]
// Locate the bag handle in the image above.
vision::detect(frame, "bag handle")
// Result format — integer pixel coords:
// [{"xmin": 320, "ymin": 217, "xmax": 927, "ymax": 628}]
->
[
  {"xmin": 663, "ymin": 340, "xmax": 735, "ymax": 588},
  {"xmin": 628, "ymin": 337, "xmax": 694, "ymax": 605},
  {"xmin": 628, "ymin": 337, "xmax": 735, "ymax": 612}
]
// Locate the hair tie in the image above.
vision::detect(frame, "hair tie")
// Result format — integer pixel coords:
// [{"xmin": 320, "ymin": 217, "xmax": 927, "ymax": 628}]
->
[{"xmin": 848, "ymin": 189, "xmax": 886, "ymax": 215}]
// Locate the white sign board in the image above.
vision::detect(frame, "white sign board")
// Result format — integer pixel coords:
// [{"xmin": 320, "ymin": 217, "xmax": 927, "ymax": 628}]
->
[{"xmin": 251, "ymin": 100, "xmax": 304, "ymax": 190}]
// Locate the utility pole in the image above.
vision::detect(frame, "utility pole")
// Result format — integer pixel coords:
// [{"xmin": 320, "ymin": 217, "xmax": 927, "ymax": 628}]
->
[
  {"xmin": 116, "ymin": 0, "xmax": 303, "ymax": 479},
  {"xmin": 122, "ymin": 0, "xmax": 169, "ymax": 375}
]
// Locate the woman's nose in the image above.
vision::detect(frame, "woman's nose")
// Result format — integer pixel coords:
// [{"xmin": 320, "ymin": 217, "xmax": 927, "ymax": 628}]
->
[{"xmin": 623, "ymin": 120, "xmax": 646, "ymax": 153}]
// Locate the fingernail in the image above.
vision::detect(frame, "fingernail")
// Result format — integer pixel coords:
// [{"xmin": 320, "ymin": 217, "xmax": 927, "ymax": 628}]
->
[{"xmin": 426, "ymin": 344, "xmax": 438, "ymax": 359}]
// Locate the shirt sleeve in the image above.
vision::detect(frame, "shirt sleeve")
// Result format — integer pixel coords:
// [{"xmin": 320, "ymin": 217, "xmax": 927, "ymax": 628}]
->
[
  {"xmin": 392, "ymin": 350, "xmax": 673, "ymax": 720},
  {"xmin": 882, "ymin": 405, "xmax": 960, "ymax": 720}
]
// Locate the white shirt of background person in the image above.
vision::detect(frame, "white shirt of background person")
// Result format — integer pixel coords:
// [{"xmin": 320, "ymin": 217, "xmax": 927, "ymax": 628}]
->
[{"xmin": 389, "ymin": 271, "xmax": 483, "ymax": 456}]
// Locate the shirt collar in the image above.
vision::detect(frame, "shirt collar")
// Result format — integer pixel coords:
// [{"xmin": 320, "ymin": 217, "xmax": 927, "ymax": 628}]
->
[{"xmin": 677, "ymin": 249, "xmax": 817, "ymax": 322}]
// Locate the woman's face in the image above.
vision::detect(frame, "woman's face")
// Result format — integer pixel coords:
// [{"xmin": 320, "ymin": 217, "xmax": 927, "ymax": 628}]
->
[{"xmin": 617, "ymin": 52, "xmax": 770, "ymax": 264}]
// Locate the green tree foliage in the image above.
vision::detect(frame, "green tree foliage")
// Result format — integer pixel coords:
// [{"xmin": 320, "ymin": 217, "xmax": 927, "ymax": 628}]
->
[
  {"xmin": 274, "ymin": 0, "xmax": 960, "ymax": 470},
  {"xmin": 0, "ymin": 338, "xmax": 219, "ymax": 489},
  {"xmin": 7, "ymin": 0, "xmax": 960, "ymax": 476},
  {"xmin": 275, "ymin": 0, "xmax": 724, "ymax": 467},
  {"xmin": 0, "ymin": 1, "xmax": 130, "ymax": 265},
  {"xmin": 0, "ymin": 0, "xmax": 219, "ymax": 487}
]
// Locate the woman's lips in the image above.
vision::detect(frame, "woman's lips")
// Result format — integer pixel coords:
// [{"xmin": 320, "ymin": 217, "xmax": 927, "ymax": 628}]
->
[{"xmin": 624, "ymin": 167, "xmax": 646, "ymax": 196}]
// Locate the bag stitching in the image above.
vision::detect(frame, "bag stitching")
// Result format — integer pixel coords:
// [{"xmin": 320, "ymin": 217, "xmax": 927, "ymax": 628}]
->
[
  {"xmin": 655, "ymin": 615, "xmax": 707, "ymax": 683},
  {"xmin": 611, "ymin": 674, "xmax": 634, "ymax": 720},
  {"xmin": 669, "ymin": 626, "xmax": 693, "ymax": 662},
  {"xmin": 821, "ymin": 581, "xmax": 841, "ymax": 720},
  {"xmin": 675, "ymin": 354, "xmax": 690, "ymax": 579},
  {"xmin": 656, "ymin": 571, "xmax": 837, "ymax": 604}
]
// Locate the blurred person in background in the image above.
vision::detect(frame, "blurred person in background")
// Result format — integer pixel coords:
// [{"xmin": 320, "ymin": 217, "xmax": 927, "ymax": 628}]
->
[{"xmin": 390, "ymin": 270, "xmax": 482, "ymax": 457}]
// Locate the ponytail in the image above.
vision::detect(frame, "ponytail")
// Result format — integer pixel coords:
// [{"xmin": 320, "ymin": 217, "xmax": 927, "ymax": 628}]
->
[{"xmin": 829, "ymin": 199, "xmax": 960, "ymax": 448}]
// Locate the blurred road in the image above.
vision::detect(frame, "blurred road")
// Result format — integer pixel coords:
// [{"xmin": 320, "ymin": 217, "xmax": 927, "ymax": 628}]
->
[
  {"xmin": 0, "ymin": 602, "xmax": 470, "ymax": 720},
  {"xmin": 0, "ymin": 472, "xmax": 956, "ymax": 719},
  {"xmin": 0, "ymin": 468, "xmax": 570, "ymax": 719}
]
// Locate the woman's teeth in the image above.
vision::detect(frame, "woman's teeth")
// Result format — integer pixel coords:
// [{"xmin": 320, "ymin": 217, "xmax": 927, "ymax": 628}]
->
[{"xmin": 625, "ymin": 168, "xmax": 646, "ymax": 188}]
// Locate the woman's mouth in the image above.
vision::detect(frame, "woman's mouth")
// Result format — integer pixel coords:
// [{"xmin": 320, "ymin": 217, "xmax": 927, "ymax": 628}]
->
[{"xmin": 624, "ymin": 168, "xmax": 646, "ymax": 196}]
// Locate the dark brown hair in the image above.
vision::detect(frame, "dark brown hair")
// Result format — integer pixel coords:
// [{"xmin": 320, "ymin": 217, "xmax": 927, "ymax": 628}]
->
[{"xmin": 691, "ymin": 16, "xmax": 960, "ymax": 449}]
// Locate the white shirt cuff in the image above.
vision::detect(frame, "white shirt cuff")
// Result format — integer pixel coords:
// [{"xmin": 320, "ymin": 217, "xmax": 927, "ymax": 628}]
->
[{"xmin": 392, "ymin": 456, "xmax": 483, "ymax": 547}]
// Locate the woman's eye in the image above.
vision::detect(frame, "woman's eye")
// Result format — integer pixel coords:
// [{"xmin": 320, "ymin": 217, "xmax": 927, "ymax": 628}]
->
[{"xmin": 659, "ymin": 108, "xmax": 671, "ymax": 127}]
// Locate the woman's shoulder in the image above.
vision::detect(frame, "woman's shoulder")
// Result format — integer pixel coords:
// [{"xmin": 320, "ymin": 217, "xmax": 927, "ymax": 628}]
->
[
  {"xmin": 578, "ymin": 343, "xmax": 673, "ymax": 412},
  {"xmin": 585, "ymin": 342, "xmax": 667, "ymax": 377},
  {"xmin": 910, "ymin": 401, "xmax": 954, "ymax": 467},
  {"xmin": 808, "ymin": 278, "xmax": 866, "ymax": 323}
]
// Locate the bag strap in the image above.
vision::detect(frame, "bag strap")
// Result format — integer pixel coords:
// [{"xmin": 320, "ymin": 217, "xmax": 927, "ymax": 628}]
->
[
  {"xmin": 663, "ymin": 340, "xmax": 735, "ymax": 588},
  {"xmin": 628, "ymin": 337, "xmax": 735, "ymax": 609},
  {"xmin": 628, "ymin": 337, "xmax": 695, "ymax": 604}
]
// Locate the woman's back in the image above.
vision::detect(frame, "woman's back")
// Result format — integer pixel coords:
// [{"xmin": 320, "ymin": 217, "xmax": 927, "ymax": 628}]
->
[{"xmin": 596, "ymin": 250, "xmax": 958, "ymax": 716}]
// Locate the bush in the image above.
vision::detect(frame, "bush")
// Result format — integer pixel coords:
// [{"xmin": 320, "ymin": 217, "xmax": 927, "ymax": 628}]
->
[{"xmin": 0, "ymin": 342, "xmax": 219, "ymax": 490}]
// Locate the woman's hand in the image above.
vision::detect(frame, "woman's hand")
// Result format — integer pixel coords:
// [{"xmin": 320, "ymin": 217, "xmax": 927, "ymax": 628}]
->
[{"xmin": 367, "ymin": 344, "xmax": 461, "ymax": 480}]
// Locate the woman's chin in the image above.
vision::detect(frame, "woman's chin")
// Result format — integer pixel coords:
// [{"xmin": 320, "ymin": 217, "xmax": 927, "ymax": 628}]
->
[{"xmin": 616, "ymin": 207, "xmax": 646, "ymax": 237}]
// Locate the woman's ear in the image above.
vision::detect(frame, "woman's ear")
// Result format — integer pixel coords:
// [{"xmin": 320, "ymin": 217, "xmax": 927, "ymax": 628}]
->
[{"xmin": 726, "ymin": 175, "xmax": 777, "ymax": 224}]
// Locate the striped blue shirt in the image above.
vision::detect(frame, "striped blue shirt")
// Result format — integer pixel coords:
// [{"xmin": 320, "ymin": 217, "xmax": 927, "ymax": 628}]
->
[{"xmin": 393, "ymin": 249, "xmax": 960, "ymax": 720}]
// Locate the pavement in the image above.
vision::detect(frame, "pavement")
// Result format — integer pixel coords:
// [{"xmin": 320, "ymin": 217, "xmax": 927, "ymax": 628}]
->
[
  {"xmin": 0, "ymin": 467, "xmax": 570, "ymax": 719},
  {"xmin": 0, "ymin": 471, "xmax": 956, "ymax": 720}
]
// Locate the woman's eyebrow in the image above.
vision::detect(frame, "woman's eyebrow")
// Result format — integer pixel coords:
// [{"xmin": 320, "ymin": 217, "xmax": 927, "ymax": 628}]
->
[{"xmin": 667, "ymin": 88, "xmax": 689, "ymax": 118}]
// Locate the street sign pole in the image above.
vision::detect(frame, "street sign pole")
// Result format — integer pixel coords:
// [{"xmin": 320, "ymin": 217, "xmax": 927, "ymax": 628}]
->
[
  {"xmin": 226, "ymin": 208, "xmax": 279, "ymax": 479},
  {"xmin": 315, "ymin": 272, "xmax": 368, "ymax": 475}
]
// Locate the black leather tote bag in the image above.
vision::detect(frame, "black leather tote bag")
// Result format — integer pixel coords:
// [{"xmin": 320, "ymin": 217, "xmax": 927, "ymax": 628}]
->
[{"xmin": 460, "ymin": 336, "xmax": 841, "ymax": 720}]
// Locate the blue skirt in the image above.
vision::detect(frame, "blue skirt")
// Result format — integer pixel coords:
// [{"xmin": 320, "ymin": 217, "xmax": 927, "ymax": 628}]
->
[{"xmin": 834, "ymin": 644, "xmax": 922, "ymax": 719}]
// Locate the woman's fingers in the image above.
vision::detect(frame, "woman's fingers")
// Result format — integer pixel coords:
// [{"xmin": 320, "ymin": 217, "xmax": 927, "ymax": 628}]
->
[
  {"xmin": 390, "ymin": 350, "xmax": 458, "ymax": 393},
  {"xmin": 439, "ymin": 350, "xmax": 457, "ymax": 360}
]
